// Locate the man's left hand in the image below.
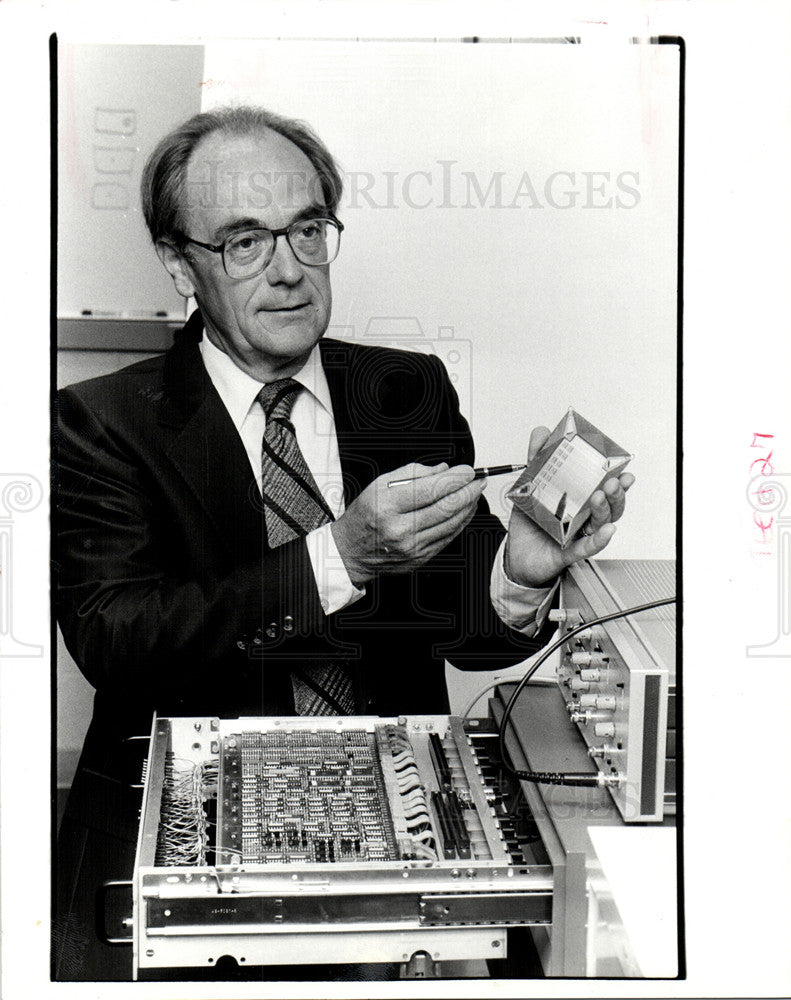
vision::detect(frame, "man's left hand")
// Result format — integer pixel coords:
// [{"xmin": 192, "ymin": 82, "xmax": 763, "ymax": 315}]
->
[{"xmin": 504, "ymin": 426, "xmax": 635, "ymax": 588}]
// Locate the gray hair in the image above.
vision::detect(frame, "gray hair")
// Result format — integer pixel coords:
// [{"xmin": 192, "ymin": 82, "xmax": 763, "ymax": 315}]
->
[{"xmin": 140, "ymin": 105, "xmax": 343, "ymax": 245}]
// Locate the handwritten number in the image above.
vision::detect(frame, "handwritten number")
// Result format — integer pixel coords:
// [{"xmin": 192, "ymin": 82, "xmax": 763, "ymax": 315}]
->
[
  {"xmin": 753, "ymin": 513, "xmax": 774, "ymax": 543},
  {"xmin": 750, "ymin": 451, "xmax": 774, "ymax": 476},
  {"xmin": 748, "ymin": 434, "xmax": 775, "ymax": 554}
]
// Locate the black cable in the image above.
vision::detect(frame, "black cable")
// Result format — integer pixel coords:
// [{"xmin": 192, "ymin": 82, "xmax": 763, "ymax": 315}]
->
[
  {"xmin": 519, "ymin": 771, "xmax": 603, "ymax": 787},
  {"xmin": 497, "ymin": 596, "xmax": 676, "ymax": 784}
]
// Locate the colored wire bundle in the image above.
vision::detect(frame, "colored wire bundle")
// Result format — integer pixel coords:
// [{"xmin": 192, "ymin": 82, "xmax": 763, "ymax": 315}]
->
[{"xmin": 154, "ymin": 755, "xmax": 211, "ymax": 866}]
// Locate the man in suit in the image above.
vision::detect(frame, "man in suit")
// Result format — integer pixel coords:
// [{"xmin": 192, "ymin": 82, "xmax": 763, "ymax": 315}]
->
[{"xmin": 54, "ymin": 105, "xmax": 631, "ymax": 979}]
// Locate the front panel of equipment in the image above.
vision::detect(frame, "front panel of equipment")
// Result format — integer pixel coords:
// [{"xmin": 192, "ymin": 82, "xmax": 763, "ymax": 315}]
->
[
  {"xmin": 555, "ymin": 560, "xmax": 675, "ymax": 822},
  {"xmin": 133, "ymin": 715, "xmax": 553, "ymax": 975}
]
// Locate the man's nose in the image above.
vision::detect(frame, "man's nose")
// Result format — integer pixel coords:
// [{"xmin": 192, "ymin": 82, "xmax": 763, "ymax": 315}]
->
[{"xmin": 264, "ymin": 232, "xmax": 302, "ymax": 285}]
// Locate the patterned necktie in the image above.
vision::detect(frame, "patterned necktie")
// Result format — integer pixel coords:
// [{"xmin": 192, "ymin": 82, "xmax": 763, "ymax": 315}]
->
[
  {"xmin": 258, "ymin": 379, "xmax": 355, "ymax": 717},
  {"xmin": 258, "ymin": 379, "xmax": 334, "ymax": 546}
]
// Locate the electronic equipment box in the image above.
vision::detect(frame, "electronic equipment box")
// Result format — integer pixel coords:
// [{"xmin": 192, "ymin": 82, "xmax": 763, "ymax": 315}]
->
[
  {"xmin": 554, "ymin": 559, "xmax": 676, "ymax": 822},
  {"xmin": 131, "ymin": 714, "xmax": 553, "ymax": 977}
]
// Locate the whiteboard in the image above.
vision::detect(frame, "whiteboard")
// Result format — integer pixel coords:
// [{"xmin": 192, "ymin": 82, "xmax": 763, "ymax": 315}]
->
[{"xmin": 58, "ymin": 43, "xmax": 204, "ymax": 319}]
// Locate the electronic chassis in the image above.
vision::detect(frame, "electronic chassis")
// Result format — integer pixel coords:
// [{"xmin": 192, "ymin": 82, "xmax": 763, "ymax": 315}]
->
[{"xmin": 128, "ymin": 713, "xmax": 553, "ymax": 977}]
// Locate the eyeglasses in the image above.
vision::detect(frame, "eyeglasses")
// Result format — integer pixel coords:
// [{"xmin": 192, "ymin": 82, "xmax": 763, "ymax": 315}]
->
[{"xmin": 178, "ymin": 216, "xmax": 344, "ymax": 280}]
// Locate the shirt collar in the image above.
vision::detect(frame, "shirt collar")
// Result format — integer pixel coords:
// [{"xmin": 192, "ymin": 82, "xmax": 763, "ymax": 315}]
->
[{"xmin": 199, "ymin": 334, "xmax": 332, "ymax": 430}]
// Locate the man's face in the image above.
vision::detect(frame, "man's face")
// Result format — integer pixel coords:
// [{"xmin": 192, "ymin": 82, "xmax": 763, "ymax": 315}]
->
[{"xmin": 173, "ymin": 129, "xmax": 333, "ymax": 380}]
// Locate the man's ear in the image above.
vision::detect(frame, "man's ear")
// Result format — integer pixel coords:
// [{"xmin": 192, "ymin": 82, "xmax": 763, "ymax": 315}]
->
[{"xmin": 156, "ymin": 240, "xmax": 196, "ymax": 299}]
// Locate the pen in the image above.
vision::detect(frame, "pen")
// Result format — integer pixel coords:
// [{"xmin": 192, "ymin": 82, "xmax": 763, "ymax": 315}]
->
[{"xmin": 387, "ymin": 464, "xmax": 526, "ymax": 488}]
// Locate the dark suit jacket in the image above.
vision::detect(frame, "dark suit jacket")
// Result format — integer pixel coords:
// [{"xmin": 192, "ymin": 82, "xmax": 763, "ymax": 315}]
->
[
  {"xmin": 56, "ymin": 311, "xmax": 551, "ymax": 734},
  {"xmin": 53, "ymin": 310, "xmax": 554, "ymax": 978}
]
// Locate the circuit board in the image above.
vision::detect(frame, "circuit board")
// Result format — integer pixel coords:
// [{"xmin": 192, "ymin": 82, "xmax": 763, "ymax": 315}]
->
[{"xmin": 218, "ymin": 729, "xmax": 396, "ymax": 864}]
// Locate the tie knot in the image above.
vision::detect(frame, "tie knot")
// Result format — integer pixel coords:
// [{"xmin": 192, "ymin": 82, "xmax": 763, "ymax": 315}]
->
[{"xmin": 258, "ymin": 378, "xmax": 301, "ymax": 420}]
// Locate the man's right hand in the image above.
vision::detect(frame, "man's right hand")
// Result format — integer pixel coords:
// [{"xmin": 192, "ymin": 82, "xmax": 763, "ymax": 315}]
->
[{"xmin": 331, "ymin": 463, "xmax": 486, "ymax": 586}]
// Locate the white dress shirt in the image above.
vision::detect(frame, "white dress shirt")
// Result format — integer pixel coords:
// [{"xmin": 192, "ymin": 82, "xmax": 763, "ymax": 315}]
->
[
  {"xmin": 200, "ymin": 334, "xmax": 555, "ymax": 635},
  {"xmin": 200, "ymin": 335, "xmax": 358, "ymax": 615}
]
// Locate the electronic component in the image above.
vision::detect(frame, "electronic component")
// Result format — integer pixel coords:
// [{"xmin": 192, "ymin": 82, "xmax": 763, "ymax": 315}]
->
[
  {"xmin": 218, "ymin": 729, "xmax": 396, "ymax": 865},
  {"xmin": 130, "ymin": 715, "xmax": 554, "ymax": 977},
  {"xmin": 507, "ymin": 409, "xmax": 632, "ymax": 547},
  {"xmin": 554, "ymin": 559, "xmax": 676, "ymax": 821}
]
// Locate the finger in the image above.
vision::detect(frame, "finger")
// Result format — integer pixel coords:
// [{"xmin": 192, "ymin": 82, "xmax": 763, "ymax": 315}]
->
[
  {"xmin": 581, "ymin": 471, "xmax": 634, "ymax": 535},
  {"xmin": 412, "ymin": 503, "xmax": 480, "ymax": 565},
  {"xmin": 415, "ymin": 492, "xmax": 480, "ymax": 550},
  {"xmin": 379, "ymin": 477, "xmax": 483, "ymax": 550},
  {"xmin": 377, "ymin": 490, "xmax": 480, "ymax": 567},
  {"xmin": 400, "ymin": 481, "xmax": 484, "ymax": 538},
  {"xmin": 586, "ymin": 489, "xmax": 612, "ymax": 530},
  {"xmin": 401, "ymin": 464, "xmax": 477, "ymax": 510},
  {"xmin": 563, "ymin": 522, "xmax": 616, "ymax": 566},
  {"xmin": 601, "ymin": 477, "xmax": 627, "ymax": 522},
  {"xmin": 527, "ymin": 426, "xmax": 551, "ymax": 463},
  {"xmin": 387, "ymin": 461, "xmax": 449, "ymax": 485},
  {"xmin": 385, "ymin": 463, "xmax": 452, "ymax": 511},
  {"xmin": 419, "ymin": 475, "xmax": 485, "ymax": 525}
]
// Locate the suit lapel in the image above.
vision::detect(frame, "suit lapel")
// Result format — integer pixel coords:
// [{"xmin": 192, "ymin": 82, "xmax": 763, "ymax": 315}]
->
[
  {"xmin": 159, "ymin": 312, "xmax": 264, "ymax": 552},
  {"xmin": 320, "ymin": 338, "xmax": 381, "ymax": 506}
]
